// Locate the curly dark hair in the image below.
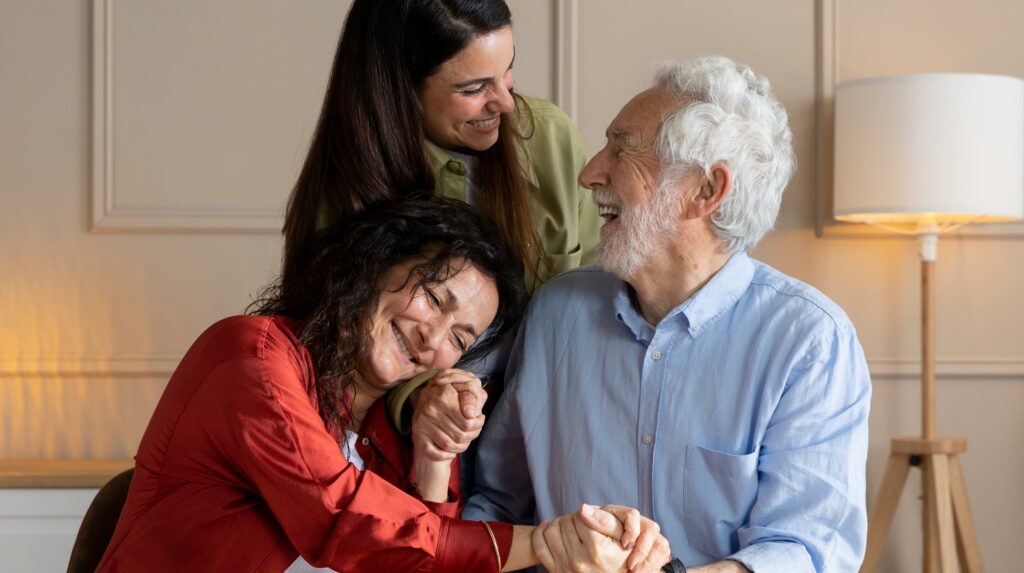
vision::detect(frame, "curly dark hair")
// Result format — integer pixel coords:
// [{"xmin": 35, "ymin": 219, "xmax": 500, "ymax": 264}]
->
[{"xmin": 250, "ymin": 197, "xmax": 526, "ymax": 432}]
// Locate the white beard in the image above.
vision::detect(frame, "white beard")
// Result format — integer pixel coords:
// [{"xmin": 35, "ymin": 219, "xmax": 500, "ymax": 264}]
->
[{"xmin": 594, "ymin": 178, "xmax": 682, "ymax": 280}]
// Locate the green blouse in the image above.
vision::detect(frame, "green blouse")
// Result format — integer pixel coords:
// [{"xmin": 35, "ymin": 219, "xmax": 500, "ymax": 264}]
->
[
  {"xmin": 315, "ymin": 95, "xmax": 599, "ymax": 291},
  {"xmin": 423, "ymin": 95, "xmax": 599, "ymax": 291}
]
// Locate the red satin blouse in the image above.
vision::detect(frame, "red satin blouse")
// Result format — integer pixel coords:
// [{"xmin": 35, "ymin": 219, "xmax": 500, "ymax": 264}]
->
[{"xmin": 95, "ymin": 316, "xmax": 512, "ymax": 572}]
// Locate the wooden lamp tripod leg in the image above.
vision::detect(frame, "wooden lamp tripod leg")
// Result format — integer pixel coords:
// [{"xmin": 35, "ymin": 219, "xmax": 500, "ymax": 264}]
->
[
  {"xmin": 925, "ymin": 454, "xmax": 958, "ymax": 572},
  {"xmin": 860, "ymin": 453, "xmax": 912, "ymax": 573},
  {"xmin": 949, "ymin": 455, "xmax": 983, "ymax": 572}
]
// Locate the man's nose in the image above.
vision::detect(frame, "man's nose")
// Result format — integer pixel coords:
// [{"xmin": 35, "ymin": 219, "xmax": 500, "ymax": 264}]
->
[{"xmin": 579, "ymin": 146, "xmax": 610, "ymax": 189}]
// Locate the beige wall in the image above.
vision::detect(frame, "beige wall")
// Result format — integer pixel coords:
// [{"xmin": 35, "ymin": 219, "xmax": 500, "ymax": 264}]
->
[{"xmin": 1, "ymin": 1, "xmax": 1021, "ymax": 571}]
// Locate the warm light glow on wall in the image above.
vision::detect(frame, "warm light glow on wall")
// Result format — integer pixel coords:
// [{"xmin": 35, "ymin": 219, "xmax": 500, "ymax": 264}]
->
[{"xmin": 0, "ymin": 246, "xmax": 164, "ymax": 458}]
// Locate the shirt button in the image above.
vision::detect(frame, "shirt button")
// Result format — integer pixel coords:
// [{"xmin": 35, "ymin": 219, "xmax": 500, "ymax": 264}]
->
[
  {"xmin": 361, "ymin": 437, "xmax": 370, "ymax": 446},
  {"xmin": 642, "ymin": 435, "xmax": 654, "ymax": 445},
  {"xmin": 651, "ymin": 350, "xmax": 662, "ymax": 361},
  {"xmin": 445, "ymin": 160, "xmax": 465, "ymax": 175}
]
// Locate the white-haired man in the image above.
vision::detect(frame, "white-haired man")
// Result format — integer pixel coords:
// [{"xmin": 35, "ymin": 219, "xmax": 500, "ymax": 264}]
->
[{"xmin": 463, "ymin": 56, "xmax": 871, "ymax": 573}]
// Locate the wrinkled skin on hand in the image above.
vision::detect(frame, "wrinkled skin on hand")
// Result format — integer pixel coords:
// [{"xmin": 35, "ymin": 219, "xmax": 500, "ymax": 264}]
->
[{"xmin": 535, "ymin": 504, "xmax": 671, "ymax": 573}]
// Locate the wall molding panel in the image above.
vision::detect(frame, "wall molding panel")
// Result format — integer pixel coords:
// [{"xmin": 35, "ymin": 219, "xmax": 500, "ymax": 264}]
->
[
  {"xmin": 0, "ymin": 356, "xmax": 178, "ymax": 378},
  {"xmin": 90, "ymin": 0, "xmax": 287, "ymax": 234},
  {"xmin": 867, "ymin": 356, "xmax": 1024, "ymax": 379},
  {"xmin": 554, "ymin": 0, "xmax": 579, "ymax": 122},
  {"xmin": 2, "ymin": 354, "xmax": 1022, "ymax": 380}
]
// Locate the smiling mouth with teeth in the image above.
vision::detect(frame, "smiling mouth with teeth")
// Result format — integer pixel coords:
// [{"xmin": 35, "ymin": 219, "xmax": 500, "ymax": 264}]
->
[
  {"xmin": 391, "ymin": 322, "xmax": 417, "ymax": 364},
  {"xmin": 597, "ymin": 204, "xmax": 622, "ymax": 223},
  {"xmin": 468, "ymin": 117, "xmax": 498, "ymax": 128}
]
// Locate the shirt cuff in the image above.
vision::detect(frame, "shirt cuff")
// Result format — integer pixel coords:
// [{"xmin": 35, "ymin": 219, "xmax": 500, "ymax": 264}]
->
[
  {"xmin": 434, "ymin": 518, "xmax": 513, "ymax": 573},
  {"xmin": 413, "ymin": 459, "xmax": 463, "ymax": 519},
  {"xmin": 729, "ymin": 541, "xmax": 815, "ymax": 573},
  {"xmin": 421, "ymin": 495, "xmax": 460, "ymax": 519}
]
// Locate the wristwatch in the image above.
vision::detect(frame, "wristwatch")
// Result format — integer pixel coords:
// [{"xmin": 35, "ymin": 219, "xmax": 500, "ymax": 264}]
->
[{"xmin": 662, "ymin": 558, "xmax": 687, "ymax": 573}]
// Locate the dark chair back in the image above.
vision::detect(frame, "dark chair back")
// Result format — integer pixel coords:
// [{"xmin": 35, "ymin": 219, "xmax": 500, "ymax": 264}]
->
[{"xmin": 66, "ymin": 468, "xmax": 134, "ymax": 573}]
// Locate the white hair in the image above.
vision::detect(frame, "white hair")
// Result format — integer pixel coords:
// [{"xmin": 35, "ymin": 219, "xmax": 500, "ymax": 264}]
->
[{"xmin": 655, "ymin": 56, "xmax": 795, "ymax": 253}]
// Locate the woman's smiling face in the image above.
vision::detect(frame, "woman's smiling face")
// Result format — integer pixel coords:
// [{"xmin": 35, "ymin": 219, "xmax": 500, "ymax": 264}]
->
[
  {"xmin": 418, "ymin": 27, "xmax": 516, "ymax": 152},
  {"xmin": 357, "ymin": 258, "xmax": 499, "ymax": 397}
]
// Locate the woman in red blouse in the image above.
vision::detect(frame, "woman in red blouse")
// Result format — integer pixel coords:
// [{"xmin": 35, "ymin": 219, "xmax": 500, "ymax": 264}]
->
[{"xmin": 96, "ymin": 199, "xmax": 666, "ymax": 573}]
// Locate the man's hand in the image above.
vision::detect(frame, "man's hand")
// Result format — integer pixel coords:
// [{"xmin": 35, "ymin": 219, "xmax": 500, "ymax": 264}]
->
[
  {"xmin": 410, "ymin": 369, "xmax": 486, "ymax": 461},
  {"xmin": 532, "ymin": 511, "xmax": 629, "ymax": 573},
  {"xmin": 577, "ymin": 504, "xmax": 670, "ymax": 573}
]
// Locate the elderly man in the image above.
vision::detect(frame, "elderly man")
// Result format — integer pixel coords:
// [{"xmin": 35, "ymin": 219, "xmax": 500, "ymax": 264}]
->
[{"xmin": 462, "ymin": 56, "xmax": 871, "ymax": 573}]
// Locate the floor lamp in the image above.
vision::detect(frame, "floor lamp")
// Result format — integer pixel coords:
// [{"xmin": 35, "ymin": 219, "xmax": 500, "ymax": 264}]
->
[{"xmin": 833, "ymin": 74, "xmax": 1024, "ymax": 573}]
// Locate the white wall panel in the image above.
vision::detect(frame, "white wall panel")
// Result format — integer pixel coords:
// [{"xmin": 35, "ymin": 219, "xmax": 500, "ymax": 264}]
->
[
  {"xmin": 91, "ymin": 0, "xmax": 346, "ymax": 232},
  {"xmin": 508, "ymin": 0, "xmax": 558, "ymax": 104}
]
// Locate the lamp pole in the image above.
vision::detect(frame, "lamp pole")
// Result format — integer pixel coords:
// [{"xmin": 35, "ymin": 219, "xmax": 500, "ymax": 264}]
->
[
  {"xmin": 918, "ymin": 229, "xmax": 940, "ymax": 571},
  {"xmin": 860, "ymin": 229, "xmax": 983, "ymax": 573},
  {"xmin": 919, "ymin": 230, "xmax": 938, "ymax": 440}
]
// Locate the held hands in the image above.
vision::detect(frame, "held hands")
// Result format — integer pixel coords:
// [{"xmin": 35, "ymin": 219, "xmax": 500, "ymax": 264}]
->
[
  {"xmin": 410, "ymin": 368, "xmax": 487, "ymax": 461},
  {"xmin": 410, "ymin": 369, "xmax": 486, "ymax": 501},
  {"xmin": 533, "ymin": 504, "xmax": 671, "ymax": 573},
  {"xmin": 408, "ymin": 376, "xmax": 672, "ymax": 571}
]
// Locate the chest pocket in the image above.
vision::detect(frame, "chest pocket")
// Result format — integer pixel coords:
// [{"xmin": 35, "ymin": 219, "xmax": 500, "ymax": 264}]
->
[{"xmin": 682, "ymin": 444, "xmax": 759, "ymax": 558}]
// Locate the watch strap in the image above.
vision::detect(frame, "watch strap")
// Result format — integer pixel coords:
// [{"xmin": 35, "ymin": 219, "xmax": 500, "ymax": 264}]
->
[{"xmin": 662, "ymin": 558, "xmax": 687, "ymax": 573}]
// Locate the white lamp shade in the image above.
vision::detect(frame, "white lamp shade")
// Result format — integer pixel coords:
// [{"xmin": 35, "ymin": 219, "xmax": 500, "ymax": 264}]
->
[{"xmin": 834, "ymin": 73, "xmax": 1024, "ymax": 225}]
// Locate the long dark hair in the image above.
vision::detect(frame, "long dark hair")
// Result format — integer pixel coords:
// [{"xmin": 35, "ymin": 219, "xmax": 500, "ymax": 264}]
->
[
  {"xmin": 253, "ymin": 197, "xmax": 526, "ymax": 432},
  {"xmin": 282, "ymin": 0, "xmax": 544, "ymax": 286}
]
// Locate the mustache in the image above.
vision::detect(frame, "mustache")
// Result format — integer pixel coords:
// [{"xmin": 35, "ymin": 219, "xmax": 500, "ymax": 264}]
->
[{"xmin": 591, "ymin": 188, "xmax": 621, "ymax": 207}]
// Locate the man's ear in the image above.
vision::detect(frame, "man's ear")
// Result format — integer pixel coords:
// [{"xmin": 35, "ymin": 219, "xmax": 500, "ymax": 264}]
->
[{"xmin": 683, "ymin": 163, "xmax": 731, "ymax": 220}]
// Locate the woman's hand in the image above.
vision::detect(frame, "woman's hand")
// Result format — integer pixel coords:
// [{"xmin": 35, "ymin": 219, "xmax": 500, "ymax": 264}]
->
[
  {"xmin": 577, "ymin": 504, "xmax": 671, "ymax": 573},
  {"xmin": 410, "ymin": 368, "xmax": 487, "ymax": 461},
  {"xmin": 531, "ymin": 508, "xmax": 630, "ymax": 573},
  {"xmin": 410, "ymin": 369, "xmax": 486, "ymax": 501}
]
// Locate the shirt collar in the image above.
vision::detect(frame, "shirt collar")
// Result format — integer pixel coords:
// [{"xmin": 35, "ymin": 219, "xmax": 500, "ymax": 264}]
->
[
  {"xmin": 612, "ymin": 251, "xmax": 755, "ymax": 339},
  {"xmin": 613, "ymin": 283, "xmax": 654, "ymax": 344},
  {"xmin": 423, "ymin": 136, "xmax": 540, "ymax": 187}
]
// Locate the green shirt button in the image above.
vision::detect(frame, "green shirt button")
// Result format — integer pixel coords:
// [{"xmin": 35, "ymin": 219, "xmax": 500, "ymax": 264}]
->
[{"xmin": 445, "ymin": 160, "xmax": 466, "ymax": 176}]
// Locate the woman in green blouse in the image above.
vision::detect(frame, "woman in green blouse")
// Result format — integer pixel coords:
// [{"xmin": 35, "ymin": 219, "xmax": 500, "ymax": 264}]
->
[{"xmin": 281, "ymin": 0, "xmax": 599, "ymax": 293}]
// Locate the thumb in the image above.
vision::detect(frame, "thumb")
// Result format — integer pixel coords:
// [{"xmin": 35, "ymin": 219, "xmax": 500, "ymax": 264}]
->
[
  {"xmin": 578, "ymin": 503, "xmax": 623, "ymax": 538},
  {"xmin": 458, "ymin": 387, "xmax": 480, "ymax": 418}
]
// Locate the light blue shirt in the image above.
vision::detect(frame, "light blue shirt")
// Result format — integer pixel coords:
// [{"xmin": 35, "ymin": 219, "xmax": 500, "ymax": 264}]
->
[{"xmin": 464, "ymin": 253, "xmax": 871, "ymax": 573}]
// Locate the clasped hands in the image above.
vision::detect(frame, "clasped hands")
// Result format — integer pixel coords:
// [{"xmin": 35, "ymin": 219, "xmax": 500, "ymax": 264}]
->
[{"xmin": 411, "ymin": 369, "xmax": 671, "ymax": 573}]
